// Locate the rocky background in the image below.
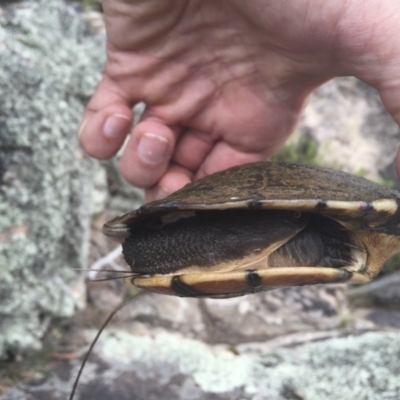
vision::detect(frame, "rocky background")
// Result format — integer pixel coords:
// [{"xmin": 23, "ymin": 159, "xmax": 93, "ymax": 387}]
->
[{"xmin": 1, "ymin": 1, "xmax": 400, "ymax": 400}]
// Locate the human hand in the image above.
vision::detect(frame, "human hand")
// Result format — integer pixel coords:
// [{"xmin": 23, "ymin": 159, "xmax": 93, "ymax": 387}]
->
[{"xmin": 79, "ymin": 0, "xmax": 400, "ymax": 201}]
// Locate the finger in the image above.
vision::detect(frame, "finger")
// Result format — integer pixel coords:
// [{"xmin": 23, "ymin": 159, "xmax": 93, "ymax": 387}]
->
[
  {"xmin": 145, "ymin": 164, "xmax": 193, "ymax": 202},
  {"xmin": 145, "ymin": 141, "xmax": 272, "ymax": 202},
  {"xmin": 119, "ymin": 118, "xmax": 179, "ymax": 188},
  {"xmin": 172, "ymin": 130, "xmax": 215, "ymax": 172},
  {"xmin": 195, "ymin": 141, "xmax": 273, "ymax": 179},
  {"xmin": 78, "ymin": 77, "xmax": 134, "ymax": 160}
]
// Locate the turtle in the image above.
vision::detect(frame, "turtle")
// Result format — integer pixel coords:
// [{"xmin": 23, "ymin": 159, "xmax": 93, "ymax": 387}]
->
[{"xmin": 103, "ymin": 162, "xmax": 400, "ymax": 298}]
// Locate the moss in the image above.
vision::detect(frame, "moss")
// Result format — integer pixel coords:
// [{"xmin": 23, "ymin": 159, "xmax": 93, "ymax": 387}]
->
[
  {"xmin": 123, "ymin": 286, "xmax": 142, "ymax": 301},
  {"xmin": 72, "ymin": 0, "xmax": 102, "ymax": 12},
  {"xmin": 270, "ymin": 133, "xmax": 320, "ymax": 165},
  {"xmin": 356, "ymin": 168, "xmax": 396, "ymax": 189},
  {"xmin": 377, "ymin": 178, "xmax": 396, "ymax": 189}
]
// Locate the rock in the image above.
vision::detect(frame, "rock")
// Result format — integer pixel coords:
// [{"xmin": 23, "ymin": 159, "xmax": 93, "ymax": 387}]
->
[
  {"xmin": 95, "ymin": 285, "xmax": 349, "ymax": 347},
  {"xmin": 0, "ymin": 0, "xmax": 106, "ymax": 357},
  {"xmin": 201, "ymin": 285, "xmax": 346, "ymax": 343},
  {"xmin": 2, "ymin": 1, "xmax": 400, "ymax": 397},
  {"xmin": 4, "ymin": 330, "xmax": 400, "ymax": 400},
  {"xmin": 347, "ymin": 270, "xmax": 400, "ymax": 308},
  {"xmin": 299, "ymin": 77, "xmax": 400, "ymax": 181}
]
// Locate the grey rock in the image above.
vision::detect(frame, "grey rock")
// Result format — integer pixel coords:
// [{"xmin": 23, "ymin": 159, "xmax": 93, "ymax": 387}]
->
[
  {"xmin": 347, "ymin": 270, "xmax": 400, "ymax": 308},
  {"xmin": 299, "ymin": 77, "xmax": 400, "ymax": 180},
  {"xmin": 4, "ymin": 330, "xmax": 400, "ymax": 400},
  {"xmin": 0, "ymin": 0, "xmax": 105, "ymax": 356},
  {"xmin": 98, "ymin": 285, "xmax": 348, "ymax": 347},
  {"xmin": 1, "ymin": 2, "xmax": 400, "ymax": 399},
  {"xmin": 201, "ymin": 285, "xmax": 346, "ymax": 343}
]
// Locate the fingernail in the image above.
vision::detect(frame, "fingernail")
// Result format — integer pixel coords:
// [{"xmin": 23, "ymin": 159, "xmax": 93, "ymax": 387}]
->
[
  {"xmin": 138, "ymin": 133, "xmax": 169, "ymax": 164},
  {"xmin": 78, "ymin": 116, "xmax": 90, "ymax": 139},
  {"xmin": 154, "ymin": 186, "xmax": 171, "ymax": 200},
  {"xmin": 103, "ymin": 114, "xmax": 131, "ymax": 138}
]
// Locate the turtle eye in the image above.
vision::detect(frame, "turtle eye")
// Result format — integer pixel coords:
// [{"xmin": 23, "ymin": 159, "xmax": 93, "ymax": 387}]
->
[
  {"xmin": 292, "ymin": 211, "xmax": 302, "ymax": 219},
  {"xmin": 286, "ymin": 211, "xmax": 302, "ymax": 221}
]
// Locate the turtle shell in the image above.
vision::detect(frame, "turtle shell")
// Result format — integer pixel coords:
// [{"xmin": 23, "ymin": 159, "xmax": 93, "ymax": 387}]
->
[
  {"xmin": 103, "ymin": 162, "xmax": 400, "ymax": 298},
  {"xmin": 103, "ymin": 162, "xmax": 400, "ymax": 238}
]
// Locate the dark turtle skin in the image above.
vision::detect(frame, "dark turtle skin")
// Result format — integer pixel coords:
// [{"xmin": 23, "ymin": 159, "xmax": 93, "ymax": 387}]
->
[{"xmin": 103, "ymin": 162, "xmax": 400, "ymax": 298}]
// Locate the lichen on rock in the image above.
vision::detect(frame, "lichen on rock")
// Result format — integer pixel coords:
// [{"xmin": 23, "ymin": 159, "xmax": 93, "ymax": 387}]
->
[
  {"xmin": 0, "ymin": 0, "xmax": 106, "ymax": 357},
  {"xmin": 67, "ymin": 330, "xmax": 400, "ymax": 400}
]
